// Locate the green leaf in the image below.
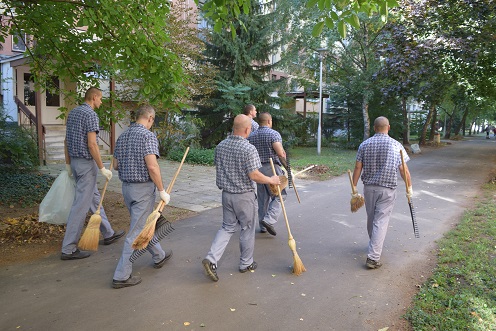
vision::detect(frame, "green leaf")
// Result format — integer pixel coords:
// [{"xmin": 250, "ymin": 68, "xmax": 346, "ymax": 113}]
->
[
  {"xmin": 214, "ymin": 20, "xmax": 222, "ymax": 33},
  {"xmin": 231, "ymin": 22, "xmax": 236, "ymax": 39},
  {"xmin": 330, "ymin": 11, "xmax": 339, "ymax": 21},
  {"xmin": 306, "ymin": 0, "xmax": 319, "ymax": 8},
  {"xmin": 242, "ymin": 1, "xmax": 250, "ymax": 14},
  {"xmin": 144, "ymin": 85, "xmax": 151, "ymax": 95},
  {"xmin": 338, "ymin": 20, "xmax": 347, "ymax": 39},
  {"xmin": 312, "ymin": 21, "xmax": 325, "ymax": 37},
  {"xmin": 351, "ymin": 14, "xmax": 360, "ymax": 29},
  {"xmin": 325, "ymin": 17, "xmax": 334, "ymax": 29}
]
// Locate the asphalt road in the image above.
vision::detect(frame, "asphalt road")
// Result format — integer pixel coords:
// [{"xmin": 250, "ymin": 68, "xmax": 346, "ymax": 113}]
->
[{"xmin": 1, "ymin": 136, "xmax": 494, "ymax": 331}]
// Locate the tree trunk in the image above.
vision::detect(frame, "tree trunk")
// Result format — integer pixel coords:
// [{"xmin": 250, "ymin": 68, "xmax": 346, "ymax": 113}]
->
[
  {"xmin": 419, "ymin": 104, "xmax": 434, "ymax": 145},
  {"xmin": 402, "ymin": 96, "xmax": 410, "ymax": 145},
  {"xmin": 429, "ymin": 107, "xmax": 438, "ymax": 141},
  {"xmin": 444, "ymin": 115, "xmax": 453, "ymax": 139},
  {"xmin": 362, "ymin": 95, "xmax": 370, "ymax": 140},
  {"xmin": 453, "ymin": 107, "xmax": 469, "ymax": 136}
]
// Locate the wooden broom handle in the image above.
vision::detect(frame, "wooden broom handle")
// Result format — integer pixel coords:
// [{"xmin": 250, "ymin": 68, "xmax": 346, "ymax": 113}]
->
[
  {"xmin": 293, "ymin": 165, "xmax": 315, "ymax": 177},
  {"xmin": 270, "ymin": 158, "xmax": 292, "ymax": 238},
  {"xmin": 97, "ymin": 157, "xmax": 113, "ymax": 211},
  {"xmin": 400, "ymin": 150, "xmax": 411, "ymax": 190},
  {"xmin": 158, "ymin": 147, "xmax": 190, "ymax": 212},
  {"xmin": 347, "ymin": 169, "xmax": 358, "ymax": 195}
]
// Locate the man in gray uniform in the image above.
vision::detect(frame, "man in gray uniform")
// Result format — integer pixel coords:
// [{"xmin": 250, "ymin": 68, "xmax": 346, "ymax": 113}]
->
[
  {"xmin": 248, "ymin": 112, "xmax": 288, "ymax": 236},
  {"xmin": 202, "ymin": 114, "xmax": 280, "ymax": 282},
  {"xmin": 62, "ymin": 87, "xmax": 124, "ymax": 260},
  {"xmin": 111, "ymin": 105, "xmax": 172, "ymax": 289},
  {"xmin": 352, "ymin": 116, "xmax": 412, "ymax": 269},
  {"xmin": 243, "ymin": 104, "xmax": 259, "ymax": 133}
]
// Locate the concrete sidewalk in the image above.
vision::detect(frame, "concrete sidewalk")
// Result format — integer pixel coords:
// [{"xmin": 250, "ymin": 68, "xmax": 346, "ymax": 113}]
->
[{"xmin": 39, "ymin": 160, "xmax": 315, "ymax": 213}]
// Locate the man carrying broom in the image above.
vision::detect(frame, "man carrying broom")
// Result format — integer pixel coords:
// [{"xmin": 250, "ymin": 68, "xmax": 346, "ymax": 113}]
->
[
  {"xmin": 248, "ymin": 112, "xmax": 288, "ymax": 236},
  {"xmin": 351, "ymin": 116, "xmax": 412, "ymax": 269},
  {"xmin": 202, "ymin": 114, "xmax": 280, "ymax": 282},
  {"xmin": 61, "ymin": 87, "xmax": 125, "ymax": 260},
  {"xmin": 111, "ymin": 105, "xmax": 172, "ymax": 289}
]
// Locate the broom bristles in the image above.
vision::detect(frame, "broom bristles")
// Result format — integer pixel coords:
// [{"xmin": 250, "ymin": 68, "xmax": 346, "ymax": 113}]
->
[
  {"xmin": 350, "ymin": 194, "xmax": 365, "ymax": 213},
  {"xmin": 132, "ymin": 211, "xmax": 161, "ymax": 250},
  {"xmin": 292, "ymin": 252, "xmax": 306, "ymax": 276},
  {"xmin": 287, "ymin": 237, "xmax": 306, "ymax": 275},
  {"xmin": 78, "ymin": 213, "xmax": 102, "ymax": 251}
]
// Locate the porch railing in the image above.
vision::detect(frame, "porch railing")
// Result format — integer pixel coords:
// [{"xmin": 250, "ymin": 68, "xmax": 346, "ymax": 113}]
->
[{"xmin": 15, "ymin": 96, "xmax": 46, "ymax": 163}]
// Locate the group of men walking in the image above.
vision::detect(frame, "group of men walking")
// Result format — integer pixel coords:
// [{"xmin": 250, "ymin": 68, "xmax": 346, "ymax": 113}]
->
[{"xmin": 62, "ymin": 88, "xmax": 412, "ymax": 288}]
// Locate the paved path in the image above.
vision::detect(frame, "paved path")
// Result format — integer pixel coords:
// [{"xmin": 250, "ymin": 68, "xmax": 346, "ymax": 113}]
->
[{"xmin": 2, "ymin": 136, "xmax": 495, "ymax": 331}]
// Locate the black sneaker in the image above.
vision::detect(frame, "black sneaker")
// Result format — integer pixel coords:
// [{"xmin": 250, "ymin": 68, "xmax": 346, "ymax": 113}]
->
[
  {"xmin": 366, "ymin": 258, "xmax": 383, "ymax": 269},
  {"xmin": 112, "ymin": 275, "xmax": 142, "ymax": 289},
  {"xmin": 104, "ymin": 229, "xmax": 126, "ymax": 245},
  {"xmin": 239, "ymin": 261, "xmax": 257, "ymax": 273},
  {"xmin": 202, "ymin": 259, "xmax": 219, "ymax": 282},
  {"xmin": 260, "ymin": 221, "xmax": 276, "ymax": 236},
  {"xmin": 61, "ymin": 249, "xmax": 91, "ymax": 260},
  {"xmin": 154, "ymin": 249, "xmax": 173, "ymax": 269}
]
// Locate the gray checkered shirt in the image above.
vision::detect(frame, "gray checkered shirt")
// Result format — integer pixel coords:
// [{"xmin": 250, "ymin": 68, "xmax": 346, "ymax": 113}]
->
[
  {"xmin": 215, "ymin": 135, "xmax": 262, "ymax": 193},
  {"xmin": 247, "ymin": 126, "xmax": 282, "ymax": 164},
  {"xmin": 65, "ymin": 103, "xmax": 100, "ymax": 160},
  {"xmin": 114, "ymin": 123, "xmax": 160, "ymax": 183},
  {"xmin": 356, "ymin": 133, "xmax": 410, "ymax": 189}
]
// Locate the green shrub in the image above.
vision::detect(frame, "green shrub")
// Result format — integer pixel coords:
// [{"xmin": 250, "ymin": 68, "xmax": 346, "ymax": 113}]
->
[
  {"xmin": 168, "ymin": 147, "xmax": 214, "ymax": 166},
  {"xmin": 0, "ymin": 172, "xmax": 54, "ymax": 207},
  {"xmin": 0, "ymin": 108, "xmax": 39, "ymax": 173}
]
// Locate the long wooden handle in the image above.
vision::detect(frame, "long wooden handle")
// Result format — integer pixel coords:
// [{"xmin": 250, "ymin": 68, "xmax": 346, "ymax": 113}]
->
[
  {"xmin": 347, "ymin": 169, "xmax": 357, "ymax": 194},
  {"xmin": 158, "ymin": 147, "xmax": 190, "ymax": 212},
  {"xmin": 400, "ymin": 150, "xmax": 411, "ymax": 190},
  {"xmin": 290, "ymin": 173, "xmax": 301, "ymax": 203},
  {"xmin": 270, "ymin": 158, "xmax": 292, "ymax": 238},
  {"xmin": 293, "ymin": 165, "xmax": 316, "ymax": 177},
  {"xmin": 97, "ymin": 157, "xmax": 113, "ymax": 211}
]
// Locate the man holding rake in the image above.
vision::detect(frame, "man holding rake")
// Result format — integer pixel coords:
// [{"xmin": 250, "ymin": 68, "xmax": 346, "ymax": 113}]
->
[
  {"xmin": 248, "ymin": 112, "xmax": 288, "ymax": 236},
  {"xmin": 61, "ymin": 87, "xmax": 125, "ymax": 260},
  {"xmin": 202, "ymin": 114, "xmax": 280, "ymax": 282},
  {"xmin": 111, "ymin": 105, "xmax": 171, "ymax": 289},
  {"xmin": 352, "ymin": 116, "xmax": 412, "ymax": 269}
]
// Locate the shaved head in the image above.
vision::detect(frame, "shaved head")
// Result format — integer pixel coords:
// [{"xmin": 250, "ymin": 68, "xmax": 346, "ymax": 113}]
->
[
  {"xmin": 374, "ymin": 116, "xmax": 390, "ymax": 133},
  {"xmin": 233, "ymin": 114, "xmax": 251, "ymax": 136},
  {"xmin": 258, "ymin": 112, "xmax": 272, "ymax": 124}
]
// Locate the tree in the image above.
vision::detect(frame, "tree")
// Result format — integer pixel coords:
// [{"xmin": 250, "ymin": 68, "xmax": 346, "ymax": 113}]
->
[
  {"xmin": 0, "ymin": 0, "xmax": 191, "ymax": 121},
  {"xmin": 198, "ymin": 0, "xmax": 399, "ymax": 38},
  {"xmin": 197, "ymin": 0, "xmax": 294, "ymax": 147}
]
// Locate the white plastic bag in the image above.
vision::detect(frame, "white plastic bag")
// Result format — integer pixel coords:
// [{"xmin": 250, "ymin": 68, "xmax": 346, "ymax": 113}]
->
[{"xmin": 39, "ymin": 170, "xmax": 76, "ymax": 224}]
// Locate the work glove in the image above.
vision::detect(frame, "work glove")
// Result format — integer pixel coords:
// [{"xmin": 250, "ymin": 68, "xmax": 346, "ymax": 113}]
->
[
  {"xmin": 100, "ymin": 167, "xmax": 113, "ymax": 181},
  {"xmin": 65, "ymin": 164, "xmax": 72, "ymax": 177},
  {"xmin": 159, "ymin": 190, "xmax": 171, "ymax": 205},
  {"xmin": 406, "ymin": 186, "xmax": 413, "ymax": 199}
]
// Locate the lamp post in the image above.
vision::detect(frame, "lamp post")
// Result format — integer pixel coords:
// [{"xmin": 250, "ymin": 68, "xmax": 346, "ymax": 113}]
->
[{"xmin": 316, "ymin": 48, "xmax": 327, "ymax": 156}]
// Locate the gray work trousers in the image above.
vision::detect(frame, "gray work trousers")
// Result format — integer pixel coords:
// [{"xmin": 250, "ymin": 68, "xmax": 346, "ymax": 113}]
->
[
  {"xmin": 62, "ymin": 157, "xmax": 115, "ymax": 254},
  {"xmin": 363, "ymin": 185, "xmax": 396, "ymax": 261},
  {"xmin": 257, "ymin": 163, "xmax": 286, "ymax": 229},
  {"xmin": 205, "ymin": 191, "xmax": 257, "ymax": 270},
  {"xmin": 113, "ymin": 181, "xmax": 165, "ymax": 281}
]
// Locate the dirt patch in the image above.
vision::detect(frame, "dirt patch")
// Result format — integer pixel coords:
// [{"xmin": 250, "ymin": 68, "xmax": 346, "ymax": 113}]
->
[{"xmin": 0, "ymin": 191, "xmax": 196, "ymax": 267}]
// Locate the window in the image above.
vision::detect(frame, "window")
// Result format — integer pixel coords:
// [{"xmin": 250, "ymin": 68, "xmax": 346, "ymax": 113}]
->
[
  {"xmin": 46, "ymin": 77, "xmax": 60, "ymax": 107},
  {"xmin": 23, "ymin": 73, "xmax": 35, "ymax": 106},
  {"xmin": 12, "ymin": 31, "xmax": 26, "ymax": 52}
]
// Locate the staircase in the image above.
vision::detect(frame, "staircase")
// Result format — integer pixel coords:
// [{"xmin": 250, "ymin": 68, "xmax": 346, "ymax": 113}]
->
[
  {"xmin": 44, "ymin": 125, "xmax": 66, "ymax": 164},
  {"xmin": 43, "ymin": 125, "xmax": 112, "ymax": 164}
]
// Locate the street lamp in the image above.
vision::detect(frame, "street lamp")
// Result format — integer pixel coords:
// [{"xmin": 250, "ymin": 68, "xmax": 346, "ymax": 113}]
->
[{"xmin": 316, "ymin": 48, "xmax": 327, "ymax": 156}]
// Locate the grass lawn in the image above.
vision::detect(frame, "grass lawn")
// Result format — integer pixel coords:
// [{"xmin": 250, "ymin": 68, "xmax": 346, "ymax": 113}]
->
[
  {"xmin": 288, "ymin": 146, "xmax": 357, "ymax": 179},
  {"xmin": 405, "ymin": 182, "xmax": 496, "ymax": 330}
]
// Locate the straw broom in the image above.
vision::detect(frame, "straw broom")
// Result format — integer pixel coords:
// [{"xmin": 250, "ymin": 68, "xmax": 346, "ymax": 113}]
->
[
  {"xmin": 132, "ymin": 147, "xmax": 190, "ymax": 250},
  {"xmin": 347, "ymin": 169, "xmax": 364, "ymax": 213},
  {"xmin": 78, "ymin": 159, "xmax": 113, "ymax": 251},
  {"xmin": 269, "ymin": 158, "xmax": 306, "ymax": 276}
]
